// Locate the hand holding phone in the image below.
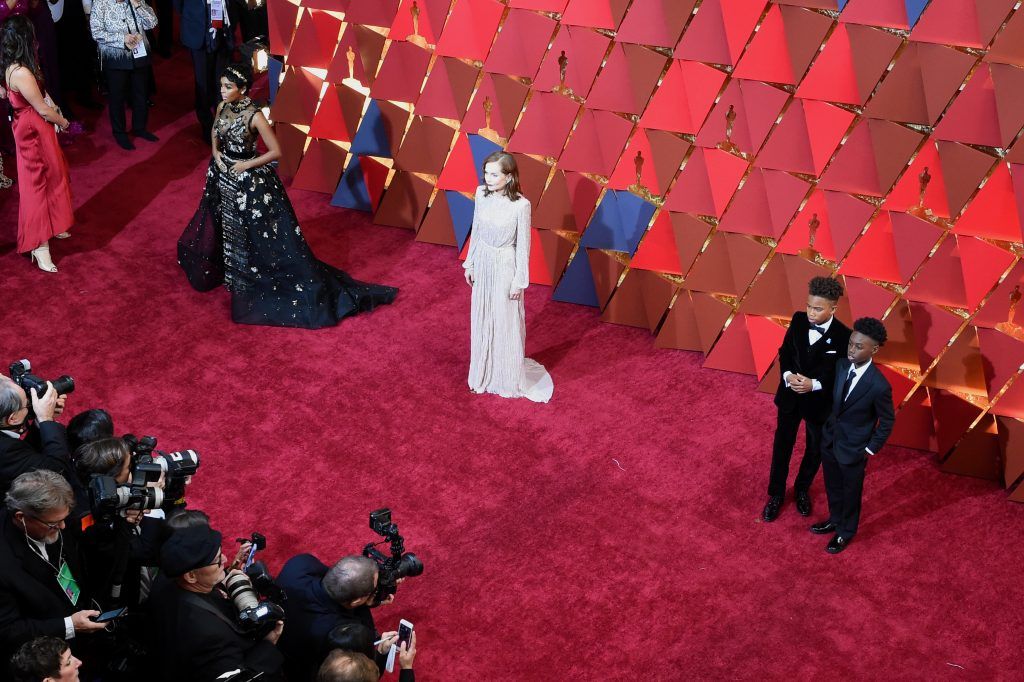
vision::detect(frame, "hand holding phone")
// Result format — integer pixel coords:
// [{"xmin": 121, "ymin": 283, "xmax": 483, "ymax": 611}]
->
[
  {"xmin": 91, "ymin": 607, "xmax": 127, "ymax": 623},
  {"xmin": 397, "ymin": 619, "xmax": 413, "ymax": 648}
]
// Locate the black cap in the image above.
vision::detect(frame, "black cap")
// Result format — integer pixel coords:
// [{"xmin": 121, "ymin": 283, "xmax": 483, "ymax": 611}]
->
[{"xmin": 160, "ymin": 526, "xmax": 222, "ymax": 577}]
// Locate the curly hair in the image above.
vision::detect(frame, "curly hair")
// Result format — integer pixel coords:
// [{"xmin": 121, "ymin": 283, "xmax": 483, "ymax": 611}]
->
[
  {"xmin": 220, "ymin": 62, "xmax": 252, "ymax": 92},
  {"xmin": 808, "ymin": 276, "xmax": 843, "ymax": 302},
  {"xmin": 0, "ymin": 16, "xmax": 42, "ymax": 87},
  {"xmin": 853, "ymin": 317, "xmax": 887, "ymax": 346}
]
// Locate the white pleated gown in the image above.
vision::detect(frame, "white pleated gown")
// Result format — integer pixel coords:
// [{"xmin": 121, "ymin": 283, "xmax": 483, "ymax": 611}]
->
[{"xmin": 464, "ymin": 186, "xmax": 553, "ymax": 402}]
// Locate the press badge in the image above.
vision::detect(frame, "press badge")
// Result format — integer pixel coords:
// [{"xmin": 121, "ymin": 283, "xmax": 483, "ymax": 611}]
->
[
  {"xmin": 132, "ymin": 38, "xmax": 148, "ymax": 59},
  {"xmin": 57, "ymin": 561, "xmax": 81, "ymax": 605}
]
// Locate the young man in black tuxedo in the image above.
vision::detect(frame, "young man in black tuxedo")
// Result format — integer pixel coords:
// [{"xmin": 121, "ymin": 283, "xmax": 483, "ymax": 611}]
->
[
  {"xmin": 763, "ymin": 277, "xmax": 851, "ymax": 522},
  {"xmin": 811, "ymin": 317, "xmax": 895, "ymax": 554}
]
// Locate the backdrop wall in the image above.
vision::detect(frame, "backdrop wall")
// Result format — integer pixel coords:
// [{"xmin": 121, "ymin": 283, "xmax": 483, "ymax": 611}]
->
[{"xmin": 265, "ymin": 0, "xmax": 1024, "ymax": 501}]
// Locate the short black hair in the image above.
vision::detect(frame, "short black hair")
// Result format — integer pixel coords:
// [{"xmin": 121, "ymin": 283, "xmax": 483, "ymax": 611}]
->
[
  {"xmin": 808, "ymin": 276, "xmax": 843, "ymax": 302},
  {"xmin": 9, "ymin": 636, "xmax": 66, "ymax": 682},
  {"xmin": 221, "ymin": 62, "xmax": 252, "ymax": 91},
  {"xmin": 67, "ymin": 409, "xmax": 114, "ymax": 454},
  {"xmin": 853, "ymin": 317, "xmax": 887, "ymax": 346}
]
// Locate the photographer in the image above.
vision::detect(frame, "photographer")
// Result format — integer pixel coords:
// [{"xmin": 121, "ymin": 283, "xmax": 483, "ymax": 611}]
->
[
  {"xmin": 0, "ymin": 470, "xmax": 106, "ymax": 665},
  {"xmin": 277, "ymin": 555, "xmax": 396, "ymax": 681},
  {"xmin": 74, "ymin": 438, "xmax": 163, "ymax": 609},
  {"xmin": 66, "ymin": 409, "xmax": 114, "ymax": 458},
  {"xmin": 148, "ymin": 525, "xmax": 285, "ymax": 682},
  {"xmin": 0, "ymin": 376, "xmax": 75, "ymax": 498}
]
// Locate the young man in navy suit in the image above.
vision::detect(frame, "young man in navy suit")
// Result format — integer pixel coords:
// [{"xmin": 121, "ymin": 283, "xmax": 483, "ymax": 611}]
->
[
  {"xmin": 763, "ymin": 277, "xmax": 851, "ymax": 522},
  {"xmin": 811, "ymin": 317, "xmax": 895, "ymax": 554}
]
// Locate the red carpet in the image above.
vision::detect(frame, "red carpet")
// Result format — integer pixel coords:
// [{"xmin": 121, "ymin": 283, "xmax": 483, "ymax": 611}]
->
[{"xmin": 2, "ymin": 56, "xmax": 1023, "ymax": 679}]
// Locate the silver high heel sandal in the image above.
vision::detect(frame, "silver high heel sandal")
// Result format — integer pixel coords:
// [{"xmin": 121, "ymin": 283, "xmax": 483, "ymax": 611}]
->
[
  {"xmin": 54, "ymin": 231, "xmax": 71, "ymax": 239},
  {"xmin": 29, "ymin": 244, "xmax": 58, "ymax": 272}
]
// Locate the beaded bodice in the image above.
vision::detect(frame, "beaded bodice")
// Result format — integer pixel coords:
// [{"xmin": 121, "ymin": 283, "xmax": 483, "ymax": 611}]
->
[{"xmin": 215, "ymin": 98, "xmax": 258, "ymax": 158}]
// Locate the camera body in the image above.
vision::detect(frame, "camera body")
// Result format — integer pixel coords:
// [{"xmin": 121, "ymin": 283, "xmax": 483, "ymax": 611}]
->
[
  {"xmin": 225, "ymin": 534, "xmax": 286, "ymax": 638},
  {"xmin": 8, "ymin": 359, "xmax": 74, "ymax": 418},
  {"xmin": 88, "ymin": 475, "xmax": 164, "ymax": 523},
  {"xmin": 362, "ymin": 508, "xmax": 423, "ymax": 605},
  {"xmin": 123, "ymin": 434, "xmax": 200, "ymax": 507}
]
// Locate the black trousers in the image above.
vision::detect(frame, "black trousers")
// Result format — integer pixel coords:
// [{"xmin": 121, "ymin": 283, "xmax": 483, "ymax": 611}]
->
[
  {"xmin": 767, "ymin": 407, "xmax": 823, "ymax": 497},
  {"xmin": 189, "ymin": 46, "xmax": 229, "ymax": 139},
  {"xmin": 105, "ymin": 67, "xmax": 149, "ymax": 136},
  {"xmin": 155, "ymin": 0, "xmax": 175, "ymax": 53},
  {"xmin": 821, "ymin": 448, "xmax": 867, "ymax": 540}
]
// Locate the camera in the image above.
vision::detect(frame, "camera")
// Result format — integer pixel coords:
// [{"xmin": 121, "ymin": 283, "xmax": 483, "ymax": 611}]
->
[
  {"xmin": 362, "ymin": 508, "xmax": 423, "ymax": 605},
  {"xmin": 123, "ymin": 434, "xmax": 200, "ymax": 506},
  {"xmin": 224, "ymin": 533, "xmax": 286, "ymax": 638},
  {"xmin": 8, "ymin": 359, "xmax": 74, "ymax": 415},
  {"xmin": 88, "ymin": 475, "xmax": 164, "ymax": 522}
]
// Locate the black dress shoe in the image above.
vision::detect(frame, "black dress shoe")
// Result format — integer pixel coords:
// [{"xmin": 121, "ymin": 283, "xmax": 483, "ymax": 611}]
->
[
  {"xmin": 114, "ymin": 134, "xmax": 135, "ymax": 150},
  {"xmin": 810, "ymin": 520, "xmax": 836, "ymax": 534},
  {"xmin": 795, "ymin": 491, "xmax": 812, "ymax": 517},
  {"xmin": 761, "ymin": 495, "xmax": 783, "ymax": 522},
  {"xmin": 826, "ymin": 535, "xmax": 851, "ymax": 554},
  {"xmin": 134, "ymin": 130, "xmax": 159, "ymax": 142}
]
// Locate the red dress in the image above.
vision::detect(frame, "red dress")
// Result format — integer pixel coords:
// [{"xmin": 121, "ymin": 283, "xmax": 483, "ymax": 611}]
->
[{"xmin": 8, "ymin": 80, "xmax": 73, "ymax": 252}]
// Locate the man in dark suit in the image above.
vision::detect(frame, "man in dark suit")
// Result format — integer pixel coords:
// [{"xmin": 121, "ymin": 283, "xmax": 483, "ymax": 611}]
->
[
  {"xmin": 763, "ymin": 277, "xmax": 851, "ymax": 522},
  {"xmin": 277, "ymin": 554, "xmax": 397, "ymax": 682},
  {"xmin": 811, "ymin": 317, "xmax": 895, "ymax": 554},
  {"xmin": 0, "ymin": 470, "xmax": 106, "ymax": 664},
  {"xmin": 173, "ymin": 0, "xmax": 236, "ymax": 140},
  {"xmin": 0, "ymin": 377, "xmax": 75, "ymax": 499},
  {"xmin": 149, "ymin": 524, "xmax": 285, "ymax": 681}
]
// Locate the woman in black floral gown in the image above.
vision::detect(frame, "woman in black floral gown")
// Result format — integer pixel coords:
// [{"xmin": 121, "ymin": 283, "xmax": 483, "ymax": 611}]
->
[{"xmin": 178, "ymin": 64, "xmax": 397, "ymax": 328}]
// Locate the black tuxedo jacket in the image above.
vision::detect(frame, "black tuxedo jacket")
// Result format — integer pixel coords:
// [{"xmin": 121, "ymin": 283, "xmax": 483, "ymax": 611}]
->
[
  {"xmin": 0, "ymin": 511, "xmax": 88, "ymax": 661},
  {"xmin": 774, "ymin": 312, "xmax": 852, "ymax": 422},
  {"xmin": 823, "ymin": 359, "xmax": 896, "ymax": 465},
  {"xmin": 0, "ymin": 421, "xmax": 76, "ymax": 500}
]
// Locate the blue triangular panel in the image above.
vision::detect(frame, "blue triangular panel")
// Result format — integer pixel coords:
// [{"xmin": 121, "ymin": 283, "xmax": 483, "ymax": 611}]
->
[
  {"xmin": 447, "ymin": 191, "xmax": 475, "ymax": 251},
  {"xmin": 614, "ymin": 192, "xmax": 657, "ymax": 256},
  {"xmin": 905, "ymin": 0, "xmax": 928, "ymax": 26},
  {"xmin": 350, "ymin": 101, "xmax": 392, "ymax": 157},
  {"xmin": 581, "ymin": 191, "xmax": 655, "ymax": 254},
  {"xmin": 466, "ymin": 134, "xmax": 503, "ymax": 184},
  {"xmin": 330, "ymin": 157, "xmax": 371, "ymax": 211},
  {"xmin": 552, "ymin": 250, "xmax": 599, "ymax": 307},
  {"xmin": 579, "ymin": 192, "xmax": 620, "ymax": 251},
  {"xmin": 268, "ymin": 58, "xmax": 284, "ymax": 103},
  {"xmin": 836, "ymin": 0, "xmax": 849, "ymax": 9}
]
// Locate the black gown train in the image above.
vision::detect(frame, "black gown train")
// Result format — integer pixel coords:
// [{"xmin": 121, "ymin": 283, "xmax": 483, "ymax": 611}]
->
[{"xmin": 177, "ymin": 97, "xmax": 397, "ymax": 328}]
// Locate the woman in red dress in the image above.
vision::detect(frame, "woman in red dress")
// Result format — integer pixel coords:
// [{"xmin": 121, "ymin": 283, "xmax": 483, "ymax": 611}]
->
[{"xmin": 1, "ymin": 15, "xmax": 73, "ymax": 272}]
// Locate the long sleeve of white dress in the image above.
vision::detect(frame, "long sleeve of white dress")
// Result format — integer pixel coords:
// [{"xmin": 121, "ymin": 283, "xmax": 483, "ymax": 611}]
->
[{"xmin": 466, "ymin": 187, "xmax": 553, "ymax": 402}]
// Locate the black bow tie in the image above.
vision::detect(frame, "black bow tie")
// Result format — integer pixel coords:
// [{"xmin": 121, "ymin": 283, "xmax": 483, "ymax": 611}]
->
[{"xmin": 810, "ymin": 324, "xmax": 826, "ymax": 335}]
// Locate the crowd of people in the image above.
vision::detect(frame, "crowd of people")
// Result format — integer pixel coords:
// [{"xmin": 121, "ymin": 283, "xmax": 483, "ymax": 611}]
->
[
  {"xmin": 0, "ymin": 0, "xmax": 268, "ymax": 271},
  {"xmin": 0, "ymin": 372, "xmax": 419, "ymax": 681}
]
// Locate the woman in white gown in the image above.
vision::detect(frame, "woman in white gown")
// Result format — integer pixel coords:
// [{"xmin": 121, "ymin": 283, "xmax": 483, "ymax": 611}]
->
[{"xmin": 463, "ymin": 151, "xmax": 553, "ymax": 402}]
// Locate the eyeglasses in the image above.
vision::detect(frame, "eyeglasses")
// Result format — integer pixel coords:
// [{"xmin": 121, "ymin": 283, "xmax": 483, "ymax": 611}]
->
[{"xmin": 27, "ymin": 513, "xmax": 68, "ymax": 531}]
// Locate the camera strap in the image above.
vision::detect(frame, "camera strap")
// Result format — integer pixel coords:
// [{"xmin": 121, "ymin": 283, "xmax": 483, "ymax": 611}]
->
[{"xmin": 181, "ymin": 591, "xmax": 248, "ymax": 636}]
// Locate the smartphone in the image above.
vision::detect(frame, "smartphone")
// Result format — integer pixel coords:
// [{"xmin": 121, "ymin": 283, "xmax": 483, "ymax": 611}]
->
[
  {"xmin": 244, "ymin": 543, "xmax": 258, "ymax": 569},
  {"xmin": 92, "ymin": 607, "xmax": 127, "ymax": 623},
  {"xmin": 397, "ymin": 619, "xmax": 414, "ymax": 649}
]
